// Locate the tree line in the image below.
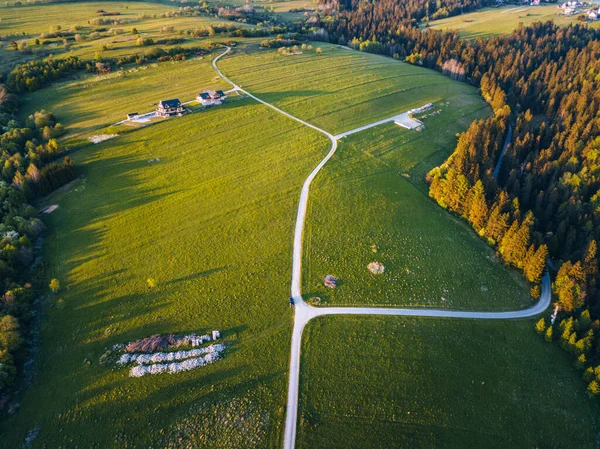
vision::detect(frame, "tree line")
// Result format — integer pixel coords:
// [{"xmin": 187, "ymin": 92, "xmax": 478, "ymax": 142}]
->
[
  {"xmin": 316, "ymin": 2, "xmax": 600, "ymax": 395},
  {"xmin": 0, "ymin": 84, "xmax": 77, "ymax": 395}
]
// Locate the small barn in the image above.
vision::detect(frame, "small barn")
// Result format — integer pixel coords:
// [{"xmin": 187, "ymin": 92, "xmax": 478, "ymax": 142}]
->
[
  {"xmin": 157, "ymin": 99, "xmax": 184, "ymax": 117},
  {"xmin": 127, "ymin": 112, "xmax": 139, "ymax": 120}
]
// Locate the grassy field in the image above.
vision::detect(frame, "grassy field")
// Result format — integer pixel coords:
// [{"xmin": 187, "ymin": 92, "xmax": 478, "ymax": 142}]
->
[
  {"xmin": 19, "ymin": 53, "xmax": 230, "ymax": 135},
  {"xmin": 0, "ymin": 99, "xmax": 329, "ymax": 448},
  {"xmin": 219, "ymin": 43, "xmax": 482, "ymax": 135},
  {"xmin": 427, "ymin": 5, "xmax": 600, "ymax": 39},
  {"xmin": 301, "ymin": 89, "xmax": 532, "ymax": 309},
  {"xmin": 297, "ymin": 315, "xmax": 600, "ymax": 449},
  {"xmin": 0, "ymin": 1, "xmax": 249, "ymax": 69}
]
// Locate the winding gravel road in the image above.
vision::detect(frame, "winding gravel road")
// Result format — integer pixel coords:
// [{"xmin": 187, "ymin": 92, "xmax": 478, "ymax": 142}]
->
[{"xmin": 212, "ymin": 47, "xmax": 551, "ymax": 449}]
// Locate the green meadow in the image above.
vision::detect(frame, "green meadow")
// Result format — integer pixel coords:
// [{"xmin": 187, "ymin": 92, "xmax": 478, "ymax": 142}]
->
[
  {"xmin": 301, "ymin": 89, "xmax": 531, "ymax": 309},
  {"xmin": 1, "ymin": 12, "xmax": 594, "ymax": 447},
  {"xmin": 219, "ymin": 43, "xmax": 479, "ymax": 134},
  {"xmin": 0, "ymin": 100, "xmax": 329, "ymax": 448},
  {"xmin": 426, "ymin": 5, "xmax": 600, "ymax": 39},
  {"xmin": 19, "ymin": 54, "xmax": 230, "ymax": 135},
  {"xmin": 0, "ymin": 1, "xmax": 249, "ymax": 69},
  {"xmin": 298, "ymin": 315, "xmax": 600, "ymax": 449}
]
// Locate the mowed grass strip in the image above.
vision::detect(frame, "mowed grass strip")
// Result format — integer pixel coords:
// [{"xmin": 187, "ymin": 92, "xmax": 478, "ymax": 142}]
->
[
  {"xmin": 302, "ymin": 92, "xmax": 530, "ymax": 310},
  {"xmin": 218, "ymin": 44, "xmax": 479, "ymax": 134},
  {"xmin": 19, "ymin": 54, "xmax": 230, "ymax": 135},
  {"xmin": 297, "ymin": 315, "xmax": 600, "ymax": 449},
  {"xmin": 0, "ymin": 100, "xmax": 329, "ymax": 448},
  {"xmin": 426, "ymin": 5, "xmax": 600, "ymax": 39}
]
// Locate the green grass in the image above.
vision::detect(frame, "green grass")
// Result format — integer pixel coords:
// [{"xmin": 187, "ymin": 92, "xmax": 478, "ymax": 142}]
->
[
  {"xmin": 301, "ymin": 92, "xmax": 531, "ymax": 310},
  {"xmin": 218, "ymin": 44, "xmax": 484, "ymax": 135},
  {"xmin": 426, "ymin": 5, "xmax": 600, "ymax": 39},
  {"xmin": 298, "ymin": 315, "xmax": 600, "ymax": 449},
  {"xmin": 19, "ymin": 53, "xmax": 230, "ymax": 136},
  {"xmin": 0, "ymin": 99, "xmax": 329, "ymax": 448},
  {"xmin": 0, "ymin": 1, "xmax": 248, "ymax": 69}
]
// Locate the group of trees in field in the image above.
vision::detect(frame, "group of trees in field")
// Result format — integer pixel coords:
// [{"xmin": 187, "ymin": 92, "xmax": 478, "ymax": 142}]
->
[
  {"xmin": 1, "ymin": 107, "xmax": 75, "ymax": 200},
  {"xmin": 315, "ymin": 2, "xmax": 600, "ymax": 394},
  {"xmin": 7, "ymin": 56, "xmax": 85, "ymax": 92}
]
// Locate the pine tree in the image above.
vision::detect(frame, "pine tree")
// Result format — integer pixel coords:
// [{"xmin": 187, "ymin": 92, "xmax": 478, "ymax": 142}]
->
[
  {"xmin": 583, "ymin": 240, "xmax": 598, "ymax": 290},
  {"xmin": 499, "ymin": 219, "xmax": 519, "ymax": 258},
  {"xmin": 524, "ymin": 244, "xmax": 548, "ymax": 283},
  {"xmin": 468, "ymin": 180, "xmax": 488, "ymax": 231},
  {"xmin": 554, "ymin": 262, "xmax": 584, "ymax": 312},
  {"xmin": 485, "ymin": 205, "xmax": 508, "ymax": 244},
  {"xmin": 545, "ymin": 325, "xmax": 553, "ymax": 342},
  {"xmin": 588, "ymin": 380, "xmax": 600, "ymax": 397},
  {"xmin": 584, "ymin": 367, "xmax": 595, "ymax": 382},
  {"xmin": 535, "ymin": 317, "xmax": 546, "ymax": 334}
]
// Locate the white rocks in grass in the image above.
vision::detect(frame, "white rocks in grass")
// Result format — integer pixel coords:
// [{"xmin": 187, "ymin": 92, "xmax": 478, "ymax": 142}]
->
[
  {"xmin": 129, "ymin": 343, "xmax": 225, "ymax": 377},
  {"xmin": 118, "ymin": 344, "xmax": 220, "ymax": 366},
  {"xmin": 368, "ymin": 262, "xmax": 385, "ymax": 274},
  {"xmin": 184, "ymin": 333, "xmax": 212, "ymax": 347}
]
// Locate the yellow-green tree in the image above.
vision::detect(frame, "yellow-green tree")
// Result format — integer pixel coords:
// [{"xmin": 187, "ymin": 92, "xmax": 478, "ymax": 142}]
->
[{"xmin": 49, "ymin": 278, "xmax": 60, "ymax": 293}]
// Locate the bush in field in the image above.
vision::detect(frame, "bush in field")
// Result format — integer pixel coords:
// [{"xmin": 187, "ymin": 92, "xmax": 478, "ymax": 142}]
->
[
  {"xmin": 136, "ymin": 36, "xmax": 154, "ymax": 46},
  {"xmin": 49, "ymin": 278, "xmax": 60, "ymax": 293}
]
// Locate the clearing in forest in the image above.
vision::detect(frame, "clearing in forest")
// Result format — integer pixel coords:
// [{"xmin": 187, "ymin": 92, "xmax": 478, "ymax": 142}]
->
[{"xmin": 426, "ymin": 5, "xmax": 600, "ymax": 39}]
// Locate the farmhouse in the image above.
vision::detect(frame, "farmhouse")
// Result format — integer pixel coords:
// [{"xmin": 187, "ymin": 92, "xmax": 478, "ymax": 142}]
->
[
  {"xmin": 197, "ymin": 90, "xmax": 226, "ymax": 106},
  {"xmin": 157, "ymin": 99, "xmax": 185, "ymax": 117},
  {"xmin": 127, "ymin": 112, "xmax": 139, "ymax": 120}
]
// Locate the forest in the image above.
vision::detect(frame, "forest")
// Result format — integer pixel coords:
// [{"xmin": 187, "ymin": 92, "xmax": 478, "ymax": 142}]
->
[
  {"xmin": 317, "ymin": 0, "xmax": 495, "ymax": 27},
  {"xmin": 315, "ymin": 1, "xmax": 600, "ymax": 395},
  {"xmin": 0, "ymin": 82, "xmax": 77, "ymax": 393}
]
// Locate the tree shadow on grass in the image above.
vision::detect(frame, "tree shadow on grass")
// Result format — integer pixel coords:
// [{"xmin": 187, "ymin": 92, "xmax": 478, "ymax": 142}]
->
[{"xmin": 163, "ymin": 267, "xmax": 229, "ymax": 286}]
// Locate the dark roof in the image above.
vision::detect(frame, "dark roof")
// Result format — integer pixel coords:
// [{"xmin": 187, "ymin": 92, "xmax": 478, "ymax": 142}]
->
[
  {"xmin": 215, "ymin": 90, "xmax": 225, "ymax": 97},
  {"xmin": 198, "ymin": 92, "xmax": 211, "ymax": 100},
  {"xmin": 127, "ymin": 112, "xmax": 138, "ymax": 116},
  {"xmin": 159, "ymin": 99, "xmax": 181, "ymax": 108}
]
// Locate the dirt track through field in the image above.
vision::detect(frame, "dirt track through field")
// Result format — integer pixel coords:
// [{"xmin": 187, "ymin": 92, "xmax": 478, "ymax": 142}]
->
[{"xmin": 212, "ymin": 46, "xmax": 551, "ymax": 449}]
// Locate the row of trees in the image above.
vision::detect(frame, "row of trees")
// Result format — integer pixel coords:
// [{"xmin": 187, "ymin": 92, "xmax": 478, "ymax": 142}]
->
[{"xmin": 0, "ymin": 81, "xmax": 77, "ymax": 394}]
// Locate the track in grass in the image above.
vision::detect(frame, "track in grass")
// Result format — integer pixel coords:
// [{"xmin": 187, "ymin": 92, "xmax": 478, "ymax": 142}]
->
[
  {"xmin": 218, "ymin": 43, "xmax": 482, "ymax": 135},
  {"xmin": 213, "ymin": 46, "xmax": 552, "ymax": 449}
]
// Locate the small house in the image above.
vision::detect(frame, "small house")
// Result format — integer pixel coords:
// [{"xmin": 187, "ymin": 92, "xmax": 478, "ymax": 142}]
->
[
  {"xmin": 127, "ymin": 112, "xmax": 139, "ymax": 120},
  {"xmin": 589, "ymin": 9, "xmax": 598, "ymax": 20},
  {"xmin": 197, "ymin": 90, "xmax": 227, "ymax": 106},
  {"xmin": 157, "ymin": 99, "xmax": 184, "ymax": 117},
  {"xmin": 212, "ymin": 330, "xmax": 220, "ymax": 340}
]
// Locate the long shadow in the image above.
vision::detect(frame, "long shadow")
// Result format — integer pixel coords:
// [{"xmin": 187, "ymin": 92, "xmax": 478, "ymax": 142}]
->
[{"xmin": 163, "ymin": 267, "xmax": 229, "ymax": 286}]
